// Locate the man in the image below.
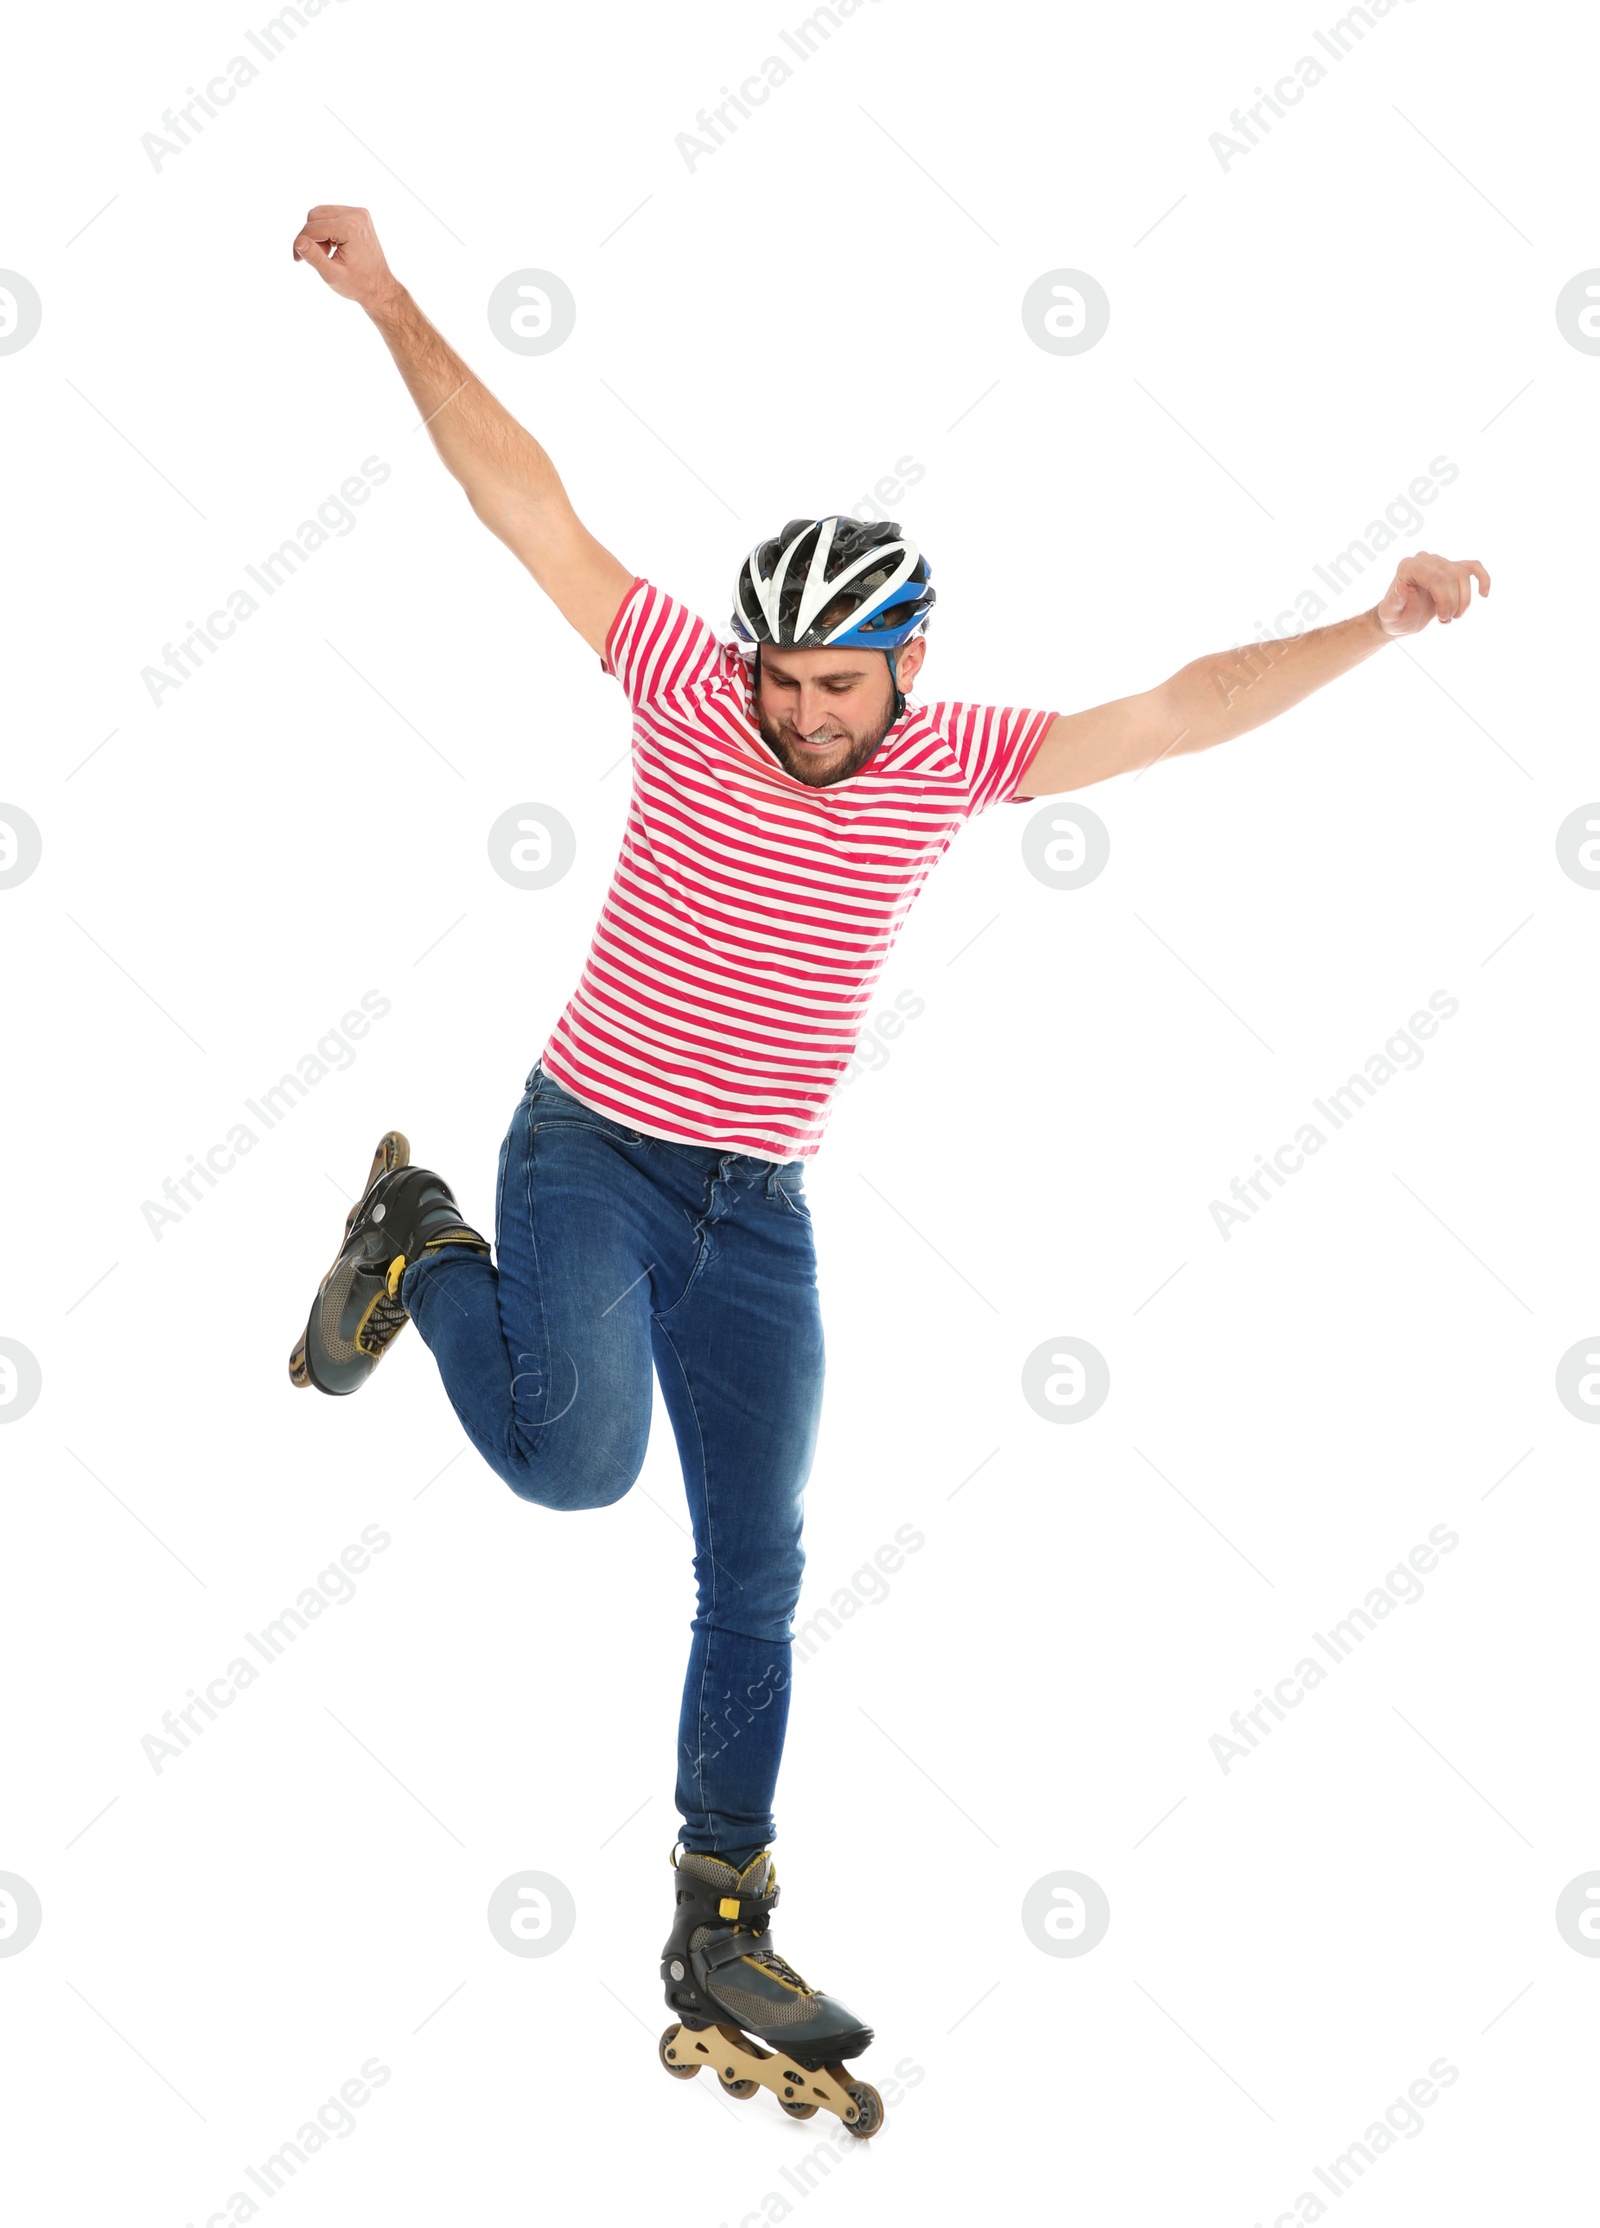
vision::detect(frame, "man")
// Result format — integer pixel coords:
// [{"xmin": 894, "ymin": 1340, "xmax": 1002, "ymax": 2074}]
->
[{"xmin": 288, "ymin": 204, "xmax": 1489, "ymax": 2137}]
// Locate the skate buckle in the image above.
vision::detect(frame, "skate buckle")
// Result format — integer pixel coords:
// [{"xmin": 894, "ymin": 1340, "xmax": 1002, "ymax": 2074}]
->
[
  {"xmin": 386, "ymin": 1255, "xmax": 407, "ymax": 1298},
  {"xmin": 718, "ymin": 1897, "xmax": 741, "ymax": 1919}
]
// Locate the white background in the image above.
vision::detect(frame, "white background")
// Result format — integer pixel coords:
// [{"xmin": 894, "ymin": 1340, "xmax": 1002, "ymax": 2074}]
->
[{"xmin": 3, "ymin": 0, "xmax": 1597, "ymax": 2221}]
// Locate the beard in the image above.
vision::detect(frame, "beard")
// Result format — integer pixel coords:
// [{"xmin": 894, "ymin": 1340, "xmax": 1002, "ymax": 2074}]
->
[{"xmin": 754, "ymin": 693, "xmax": 897, "ymax": 789}]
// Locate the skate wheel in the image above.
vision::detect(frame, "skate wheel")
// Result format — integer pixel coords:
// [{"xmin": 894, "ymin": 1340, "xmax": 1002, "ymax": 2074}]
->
[
  {"xmin": 779, "ymin": 2099, "xmax": 819, "ymax": 2120},
  {"xmin": 717, "ymin": 2070, "xmax": 759, "ymax": 2098},
  {"xmin": 658, "ymin": 2028, "xmax": 700, "ymax": 2080},
  {"xmin": 837, "ymin": 2078, "xmax": 884, "ymax": 2139}
]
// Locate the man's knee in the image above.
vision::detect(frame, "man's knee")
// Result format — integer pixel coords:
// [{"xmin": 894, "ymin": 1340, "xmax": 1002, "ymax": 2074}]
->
[{"xmin": 495, "ymin": 1427, "xmax": 644, "ymax": 1512}]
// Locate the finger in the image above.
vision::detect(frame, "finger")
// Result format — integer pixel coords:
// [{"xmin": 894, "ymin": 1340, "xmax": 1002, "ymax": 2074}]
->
[
  {"xmin": 291, "ymin": 228, "xmax": 346, "ymax": 275},
  {"xmin": 1418, "ymin": 559, "xmax": 1457, "ymax": 622},
  {"xmin": 1466, "ymin": 559, "xmax": 1491, "ymax": 599},
  {"xmin": 297, "ymin": 212, "xmax": 362, "ymax": 256}
]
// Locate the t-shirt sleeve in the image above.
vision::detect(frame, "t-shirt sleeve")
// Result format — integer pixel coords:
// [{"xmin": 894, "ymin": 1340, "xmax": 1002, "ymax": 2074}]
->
[
  {"xmin": 601, "ymin": 579, "xmax": 725, "ymax": 709},
  {"xmin": 927, "ymin": 702, "xmax": 1059, "ymax": 815}
]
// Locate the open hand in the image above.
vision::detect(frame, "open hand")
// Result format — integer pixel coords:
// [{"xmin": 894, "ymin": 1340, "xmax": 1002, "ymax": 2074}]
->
[
  {"xmin": 1375, "ymin": 551, "xmax": 1490, "ymax": 636},
  {"xmin": 291, "ymin": 204, "xmax": 401, "ymax": 313}
]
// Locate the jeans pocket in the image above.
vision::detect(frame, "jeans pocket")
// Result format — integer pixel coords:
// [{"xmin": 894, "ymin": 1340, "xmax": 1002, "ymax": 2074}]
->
[
  {"xmin": 530, "ymin": 1069, "xmax": 644, "ymax": 1145},
  {"xmin": 773, "ymin": 1166, "xmax": 810, "ymax": 1219}
]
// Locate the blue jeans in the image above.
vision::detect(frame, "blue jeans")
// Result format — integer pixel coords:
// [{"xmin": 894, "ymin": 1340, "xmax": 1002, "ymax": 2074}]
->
[{"xmin": 402, "ymin": 1061, "xmax": 824, "ymax": 1862}]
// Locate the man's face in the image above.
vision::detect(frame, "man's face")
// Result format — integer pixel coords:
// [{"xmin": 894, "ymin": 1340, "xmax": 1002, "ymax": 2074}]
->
[{"xmin": 753, "ymin": 636, "xmax": 927, "ymax": 789}]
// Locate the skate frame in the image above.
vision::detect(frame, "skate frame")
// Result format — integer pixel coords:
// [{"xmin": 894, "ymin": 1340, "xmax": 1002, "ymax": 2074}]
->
[{"xmin": 660, "ymin": 2020, "xmax": 876, "ymax": 2131}]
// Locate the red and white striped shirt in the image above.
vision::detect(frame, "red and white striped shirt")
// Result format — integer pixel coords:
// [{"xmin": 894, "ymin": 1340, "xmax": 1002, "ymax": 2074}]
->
[{"xmin": 540, "ymin": 581, "xmax": 1055, "ymax": 1160}]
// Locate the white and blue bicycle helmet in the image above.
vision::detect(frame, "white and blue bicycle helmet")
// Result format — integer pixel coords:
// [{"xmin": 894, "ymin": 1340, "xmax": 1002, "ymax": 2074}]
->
[{"xmin": 732, "ymin": 516, "xmax": 935, "ymax": 720}]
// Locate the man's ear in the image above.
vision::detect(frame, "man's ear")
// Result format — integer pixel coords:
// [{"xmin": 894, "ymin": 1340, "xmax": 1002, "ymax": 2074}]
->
[{"xmin": 894, "ymin": 635, "xmax": 927, "ymax": 689}]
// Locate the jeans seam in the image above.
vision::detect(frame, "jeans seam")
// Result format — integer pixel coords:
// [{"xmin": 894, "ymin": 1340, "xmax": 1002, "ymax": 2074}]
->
[
  {"xmin": 510, "ymin": 1098, "xmax": 551, "ymax": 1469},
  {"xmin": 654, "ymin": 1318, "xmax": 716, "ymax": 1832},
  {"xmin": 536, "ymin": 1115, "xmax": 644, "ymax": 1145}
]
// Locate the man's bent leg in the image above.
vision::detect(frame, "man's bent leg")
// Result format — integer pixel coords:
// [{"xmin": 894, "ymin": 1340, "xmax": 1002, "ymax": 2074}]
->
[{"xmin": 403, "ymin": 1074, "xmax": 691, "ymax": 1511}]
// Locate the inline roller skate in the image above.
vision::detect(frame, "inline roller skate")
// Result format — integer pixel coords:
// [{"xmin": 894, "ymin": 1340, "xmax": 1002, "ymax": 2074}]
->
[
  {"xmin": 289, "ymin": 1131, "xmax": 489, "ymax": 1393},
  {"xmin": 658, "ymin": 1847, "xmax": 884, "ymax": 2137}
]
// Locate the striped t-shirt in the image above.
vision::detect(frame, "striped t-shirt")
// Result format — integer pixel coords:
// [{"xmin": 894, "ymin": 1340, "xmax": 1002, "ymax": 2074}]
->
[{"xmin": 539, "ymin": 580, "xmax": 1055, "ymax": 1160}]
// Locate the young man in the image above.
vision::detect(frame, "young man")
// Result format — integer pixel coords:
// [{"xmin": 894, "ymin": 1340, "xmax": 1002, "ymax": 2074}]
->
[{"xmin": 288, "ymin": 204, "xmax": 1489, "ymax": 2136}]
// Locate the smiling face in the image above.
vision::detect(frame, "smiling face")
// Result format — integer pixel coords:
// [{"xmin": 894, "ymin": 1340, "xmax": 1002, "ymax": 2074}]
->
[{"xmin": 753, "ymin": 634, "xmax": 928, "ymax": 789}]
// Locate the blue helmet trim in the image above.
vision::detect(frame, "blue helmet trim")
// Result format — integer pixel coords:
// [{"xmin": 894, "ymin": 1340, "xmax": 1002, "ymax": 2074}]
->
[{"xmin": 815, "ymin": 610, "xmax": 929, "ymax": 650}]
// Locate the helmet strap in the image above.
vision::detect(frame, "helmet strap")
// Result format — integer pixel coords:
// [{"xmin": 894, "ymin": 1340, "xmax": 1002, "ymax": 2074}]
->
[{"xmin": 886, "ymin": 646, "xmax": 906, "ymax": 726}]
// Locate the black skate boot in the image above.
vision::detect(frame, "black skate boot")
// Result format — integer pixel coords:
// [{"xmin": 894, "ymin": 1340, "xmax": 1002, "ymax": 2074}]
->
[
  {"xmin": 289, "ymin": 1133, "xmax": 489, "ymax": 1395},
  {"xmin": 657, "ymin": 1847, "xmax": 884, "ymax": 2137}
]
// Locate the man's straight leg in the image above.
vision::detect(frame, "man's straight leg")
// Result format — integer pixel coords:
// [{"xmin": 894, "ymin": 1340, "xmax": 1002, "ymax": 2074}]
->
[{"xmin": 649, "ymin": 1154, "xmax": 825, "ymax": 1863}]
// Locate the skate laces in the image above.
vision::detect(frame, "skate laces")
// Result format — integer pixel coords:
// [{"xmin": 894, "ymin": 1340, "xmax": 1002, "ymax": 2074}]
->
[
  {"xmin": 673, "ymin": 1849, "xmax": 819, "ymax": 1996},
  {"xmin": 735, "ymin": 1856, "xmax": 815, "ymax": 1993},
  {"xmin": 745, "ymin": 1944, "xmax": 815, "ymax": 1995}
]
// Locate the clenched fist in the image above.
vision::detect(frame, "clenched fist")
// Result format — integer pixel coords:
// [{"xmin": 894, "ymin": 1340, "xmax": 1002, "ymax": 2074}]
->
[
  {"xmin": 1375, "ymin": 551, "xmax": 1491, "ymax": 636},
  {"xmin": 292, "ymin": 205, "xmax": 402, "ymax": 314}
]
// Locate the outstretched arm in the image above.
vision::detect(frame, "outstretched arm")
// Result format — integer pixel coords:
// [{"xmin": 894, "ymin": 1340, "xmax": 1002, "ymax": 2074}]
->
[
  {"xmin": 1015, "ymin": 550, "xmax": 1491, "ymax": 798},
  {"xmin": 292, "ymin": 205, "xmax": 633, "ymax": 655}
]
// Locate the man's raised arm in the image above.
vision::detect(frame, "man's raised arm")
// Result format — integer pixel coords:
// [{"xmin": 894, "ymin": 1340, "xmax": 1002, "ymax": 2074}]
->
[
  {"xmin": 292, "ymin": 204, "xmax": 633, "ymax": 656},
  {"xmin": 1015, "ymin": 550, "xmax": 1491, "ymax": 798}
]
